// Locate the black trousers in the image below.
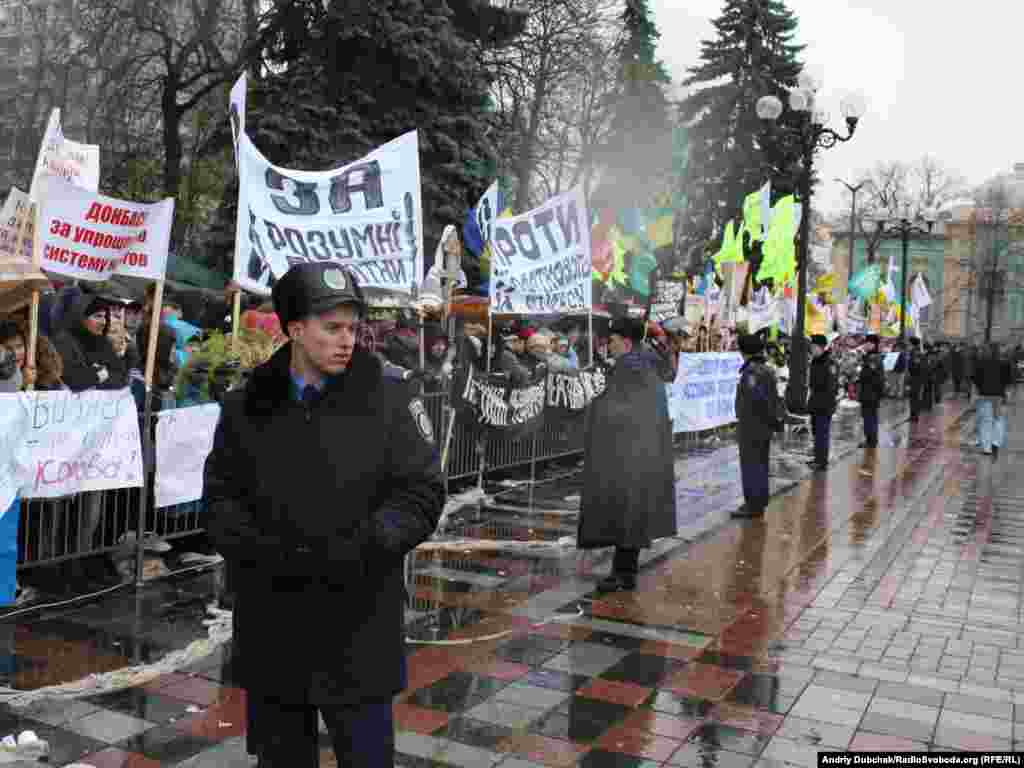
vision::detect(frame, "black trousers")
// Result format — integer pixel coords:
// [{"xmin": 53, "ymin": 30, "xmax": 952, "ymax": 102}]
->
[
  {"xmin": 612, "ymin": 547, "xmax": 640, "ymax": 576},
  {"xmin": 862, "ymin": 407, "xmax": 879, "ymax": 446},
  {"xmin": 909, "ymin": 385, "xmax": 923, "ymax": 420},
  {"xmin": 738, "ymin": 437, "xmax": 771, "ymax": 513},
  {"xmin": 250, "ymin": 694, "xmax": 395, "ymax": 768},
  {"xmin": 811, "ymin": 414, "xmax": 832, "ymax": 467}
]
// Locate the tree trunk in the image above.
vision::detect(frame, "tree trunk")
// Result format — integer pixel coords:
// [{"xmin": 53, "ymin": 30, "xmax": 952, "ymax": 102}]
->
[
  {"xmin": 514, "ymin": 60, "xmax": 549, "ymax": 211},
  {"xmin": 162, "ymin": 82, "xmax": 183, "ymax": 200}
]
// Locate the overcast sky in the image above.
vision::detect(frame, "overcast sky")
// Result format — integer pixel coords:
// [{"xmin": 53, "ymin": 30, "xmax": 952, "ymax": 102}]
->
[{"xmin": 649, "ymin": 0, "xmax": 1021, "ymax": 215}]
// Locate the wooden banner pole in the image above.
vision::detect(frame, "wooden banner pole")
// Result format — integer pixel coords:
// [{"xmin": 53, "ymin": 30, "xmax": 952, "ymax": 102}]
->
[
  {"xmin": 12, "ymin": 202, "xmax": 38, "ymax": 391},
  {"xmin": 136, "ymin": 279, "xmax": 165, "ymax": 587},
  {"xmin": 230, "ymin": 290, "xmax": 242, "ymax": 355}
]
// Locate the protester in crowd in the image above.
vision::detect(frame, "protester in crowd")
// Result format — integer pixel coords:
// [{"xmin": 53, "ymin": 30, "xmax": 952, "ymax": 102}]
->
[
  {"xmin": 930, "ymin": 344, "xmax": 946, "ymax": 405},
  {"xmin": 733, "ymin": 333, "xmax": 783, "ymax": 518},
  {"xmin": 907, "ymin": 338, "xmax": 926, "ymax": 423},
  {"xmin": 858, "ymin": 335, "xmax": 886, "ymax": 449},
  {"xmin": 951, "ymin": 344, "xmax": 966, "ymax": 397},
  {"xmin": 51, "ymin": 290, "xmax": 129, "ymax": 393},
  {"xmin": 807, "ymin": 334, "xmax": 839, "ymax": 471},
  {"xmin": 972, "ymin": 342, "xmax": 1013, "ymax": 457},
  {"xmin": 0, "ymin": 323, "xmax": 23, "ymax": 393},
  {"xmin": 200, "ymin": 281, "xmax": 253, "ymax": 334},
  {"xmin": 32, "ymin": 336, "xmax": 66, "ymax": 391},
  {"xmin": 920, "ymin": 344, "xmax": 935, "ymax": 411},
  {"xmin": 495, "ymin": 331, "xmax": 531, "ymax": 386},
  {"xmin": 578, "ymin": 317, "xmax": 676, "ymax": 592},
  {"xmin": 204, "ymin": 263, "xmax": 443, "ymax": 767},
  {"xmin": 132, "ymin": 322, "xmax": 180, "ymax": 413},
  {"xmin": 530, "ymin": 330, "xmax": 575, "ymax": 375},
  {"xmin": 567, "ymin": 324, "xmax": 585, "ymax": 366}
]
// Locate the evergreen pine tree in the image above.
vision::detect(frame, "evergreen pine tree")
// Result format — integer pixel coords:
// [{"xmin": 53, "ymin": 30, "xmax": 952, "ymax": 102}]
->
[
  {"xmin": 209, "ymin": 0, "xmax": 498, "ymax": 279},
  {"xmin": 599, "ymin": 0, "xmax": 673, "ymax": 210},
  {"xmin": 678, "ymin": 0, "xmax": 804, "ymax": 269}
]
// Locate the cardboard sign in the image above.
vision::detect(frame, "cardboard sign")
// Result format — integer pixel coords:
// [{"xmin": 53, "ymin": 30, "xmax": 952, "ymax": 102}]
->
[
  {"xmin": 0, "ymin": 389, "xmax": 144, "ymax": 511},
  {"xmin": 667, "ymin": 352, "xmax": 743, "ymax": 433},
  {"xmin": 155, "ymin": 404, "xmax": 221, "ymax": 508}
]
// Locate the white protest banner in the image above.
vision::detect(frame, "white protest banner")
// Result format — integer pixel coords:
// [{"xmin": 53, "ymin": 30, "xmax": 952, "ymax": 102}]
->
[
  {"xmin": 234, "ymin": 131, "xmax": 423, "ymax": 296},
  {"xmin": 29, "ymin": 109, "xmax": 100, "ymax": 200},
  {"xmin": 229, "ymin": 73, "xmax": 247, "ymax": 169},
  {"xmin": 489, "ymin": 187, "xmax": 592, "ymax": 314},
  {"xmin": 650, "ymin": 278, "xmax": 685, "ymax": 323},
  {"xmin": 746, "ymin": 296, "xmax": 781, "ymax": 334},
  {"xmin": 667, "ymin": 352, "xmax": 743, "ymax": 433},
  {"xmin": 155, "ymin": 404, "xmax": 221, "ymax": 508},
  {"xmin": 0, "ymin": 389, "xmax": 144, "ymax": 510},
  {"xmin": 883, "ymin": 352, "xmax": 900, "ymax": 372},
  {"xmin": 0, "ymin": 189, "xmax": 41, "ymax": 281},
  {"xmin": 35, "ymin": 175, "xmax": 174, "ymax": 282}
]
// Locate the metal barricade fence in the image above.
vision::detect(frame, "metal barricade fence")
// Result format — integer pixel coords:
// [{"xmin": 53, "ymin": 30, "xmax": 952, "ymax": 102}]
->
[{"xmin": 13, "ymin": 392, "xmax": 741, "ymax": 573}]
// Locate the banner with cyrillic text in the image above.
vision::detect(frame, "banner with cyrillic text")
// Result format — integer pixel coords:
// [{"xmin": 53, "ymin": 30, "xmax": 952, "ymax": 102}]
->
[
  {"xmin": 35, "ymin": 175, "xmax": 174, "ymax": 282},
  {"xmin": 488, "ymin": 187, "xmax": 592, "ymax": 314},
  {"xmin": 0, "ymin": 389, "xmax": 144, "ymax": 512},
  {"xmin": 155, "ymin": 404, "xmax": 221, "ymax": 508},
  {"xmin": 666, "ymin": 352, "xmax": 743, "ymax": 433},
  {"xmin": 0, "ymin": 188, "xmax": 45, "ymax": 283},
  {"xmin": 233, "ymin": 130, "xmax": 424, "ymax": 296},
  {"xmin": 29, "ymin": 109, "xmax": 100, "ymax": 200}
]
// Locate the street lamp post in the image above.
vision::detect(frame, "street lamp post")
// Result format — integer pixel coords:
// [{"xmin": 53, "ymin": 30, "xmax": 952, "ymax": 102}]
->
[
  {"xmin": 756, "ymin": 76, "xmax": 865, "ymax": 413},
  {"xmin": 874, "ymin": 210, "xmax": 936, "ymax": 342},
  {"xmin": 836, "ymin": 179, "xmax": 866, "ymax": 276}
]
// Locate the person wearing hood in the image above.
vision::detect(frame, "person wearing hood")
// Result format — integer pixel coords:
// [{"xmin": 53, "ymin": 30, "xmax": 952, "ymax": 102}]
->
[
  {"xmin": 734, "ymin": 334, "xmax": 783, "ymax": 518},
  {"xmin": 858, "ymin": 335, "xmax": 886, "ymax": 448},
  {"xmin": 51, "ymin": 291, "xmax": 129, "ymax": 393},
  {"xmin": 578, "ymin": 317, "xmax": 676, "ymax": 592},
  {"xmin": 807, "ymin": 334, "xmax": 839, "ymax": 472}
]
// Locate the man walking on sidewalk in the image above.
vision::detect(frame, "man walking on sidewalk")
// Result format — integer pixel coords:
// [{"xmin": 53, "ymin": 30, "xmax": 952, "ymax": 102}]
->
[
  {"xmin": 858, "ymin": 335, "xmax": 886, "ymax": 448},
  {"xmin": 734, "ymin": 334, "xmax": 783, "ymax": 518},
  {"xmin": 807, "ymin": 334, "xmax": 839, "ymax": 472},
  {"xmin": 973, "ymin": 342, "xmax": 1013, "ymax": 457},
  {"xmin": 908, "ymin": 338, "xmax": 926, "ymax": 423}
]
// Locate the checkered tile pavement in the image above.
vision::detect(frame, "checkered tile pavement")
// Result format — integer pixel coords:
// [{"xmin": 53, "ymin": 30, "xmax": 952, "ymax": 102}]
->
[{"xmin": 6, "ymin": 398, "xmax": 1024, "ymax": 767}]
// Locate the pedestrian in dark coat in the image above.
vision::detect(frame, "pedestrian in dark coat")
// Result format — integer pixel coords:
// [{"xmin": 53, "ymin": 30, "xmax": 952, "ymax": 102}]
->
[
  {"xmin": 951, "ymin": 345, "xmax": 965, "ymax": 396},
  {"xmin": 907, "ymin": 338, "xmax": 926, "ymax": 422},
  {"xmin": 203, "ymin": 264, "xmax": 444, "ymax": 768},
  {"xmin": 972, "ymin": 343, "xmax": 1013, "ymax": 457},
  {"xmin": 578, "ymin": 316, "xmax": 676, "ymax": 592},
  {"xmin": 930, "ymin": 345, "xmax": 946, "ymax": 404},
  {"xmin": 733, "ymin": 334, "xmax": 783, "ymax": 518},
  {"xmin": 807, "ymin": 334, "xmax": 839, "ymax": 471},
  {"xmin": 858, "ymin": 335, "xmax": 886, "ymax": 448}
]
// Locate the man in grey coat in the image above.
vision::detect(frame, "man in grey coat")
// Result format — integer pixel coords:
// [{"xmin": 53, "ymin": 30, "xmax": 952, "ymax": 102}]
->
[{"xmin": 578, "ymin": 316, "xmax": 677, "ymax": 592}]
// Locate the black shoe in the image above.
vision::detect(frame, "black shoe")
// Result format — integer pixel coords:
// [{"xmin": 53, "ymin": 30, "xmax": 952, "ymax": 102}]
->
[
  {"xmin": 596, "ymin": 574, "xmax": 636, "ymax": 592},
  {"xmin": 992, "ymin": 446, "xmax": 1000, "ymax": 458},
  {"xmin": 732, "ymin": 505, "xmax": 764, "ymax": 518}
]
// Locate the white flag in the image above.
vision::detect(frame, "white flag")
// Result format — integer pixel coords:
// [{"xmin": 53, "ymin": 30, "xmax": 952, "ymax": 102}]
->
[
  {"xmin": 911, "ymin": 273, "xmax": 932, "ymax": 308},
  {"xmin": 29, "ymin": 109, "xmax": 100, "ymax": 201}
]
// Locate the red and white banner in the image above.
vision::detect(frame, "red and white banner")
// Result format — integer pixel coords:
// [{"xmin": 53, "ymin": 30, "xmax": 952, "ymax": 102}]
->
[{"xmin": 35, "ymin": 175, "xmax": 173, "ymax": 282}]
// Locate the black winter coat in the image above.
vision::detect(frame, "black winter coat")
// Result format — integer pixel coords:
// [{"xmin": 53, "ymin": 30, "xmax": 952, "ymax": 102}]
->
[
  {"xmin": 973, "ymin": 354, "xmax": 1013, "ymax": 398},
  {"xmin": 907, "ymin": 350, "xmax": 926, "ymax": 387},
  {"xmin": 578, "ymin": 348, "xmax": 677, "ymax": 550},
  {"xmin": 50, "ymin": 291, "xmax": 129, "ymax": 393},
  {"xmin": 858, "ymin": 354, "xmax": 886, "ymax": 409},
  {"xmin": 735, "ymin": 355, "xmax": 782, "ymax": 444},
  {"xmin": 807, "ymin": 352, "xmax": 839, "ymax": 415},
  {"xmin": 203, "ymin": 344, "xmax": 444, "ymax": 706}
]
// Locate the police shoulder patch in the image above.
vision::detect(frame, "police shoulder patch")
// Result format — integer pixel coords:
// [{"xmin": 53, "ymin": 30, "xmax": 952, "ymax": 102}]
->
[{"xmin": 408, "ymin": 398, "xmax": 435, "ymax": 444}]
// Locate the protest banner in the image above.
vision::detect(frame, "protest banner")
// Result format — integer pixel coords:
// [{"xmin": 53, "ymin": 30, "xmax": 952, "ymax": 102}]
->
[
  {"xmin": 29, "ymin": 109, "xmax": 100, "ymax": 200},
  {"xmin": 0, "ymin": 189, "xmax": 37, "ymax": 274},
  {"xmin": 488, "ymin": 187, "xmax": 592, "ymax": 315},
  {"xmin": 154, "ymin": 404, "xmax": 221, "ymax": 508},
  {"xmin": 746, "ymin": 296, "xmax": 781, "ymax": 334},
  {"xmin": 34, "ymin": 176, "xmax": 174, "ymax": 282},
  {"xmin": 667, "ymin": 352, "xmax": 743, "ymax": 433},
  {"xmin": 650, "ymin": 278, "xmax": 685, "ymax": 323},
  {"xmin": 0, "ymin": 389, "xmax": 144, "ymax": 511},
  {"xmin": 233, "ymin": 128, "xmax": 423, "ymax": 296}
]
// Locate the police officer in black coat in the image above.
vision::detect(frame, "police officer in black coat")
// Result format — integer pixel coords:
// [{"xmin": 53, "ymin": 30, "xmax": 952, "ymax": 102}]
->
[
  {"xmin": 203, "ymin": 264, "xmax": 444, "ymax": 768},
  {"xmin": 807, "ymin": 334, "xmax": 839, "ymax": 471},
  {"xmin": 733, "ymin": 334, "xmax": 783, "ymax": 518},
  {"xmin": 858, "ymin": 335, "xmax": 886, "ymax": 448}
]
